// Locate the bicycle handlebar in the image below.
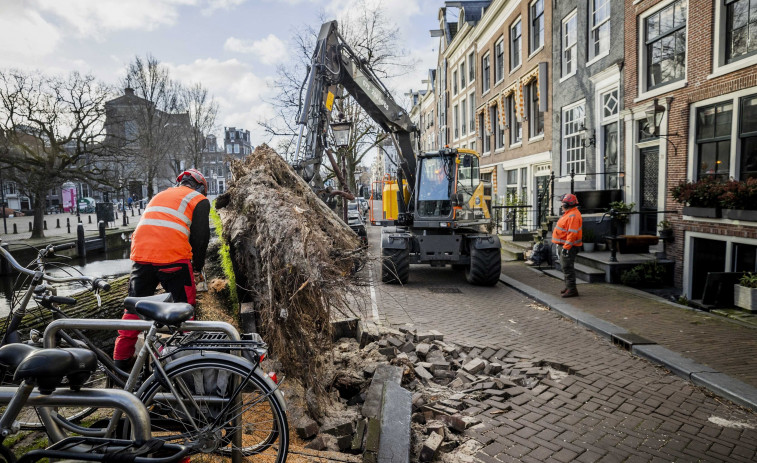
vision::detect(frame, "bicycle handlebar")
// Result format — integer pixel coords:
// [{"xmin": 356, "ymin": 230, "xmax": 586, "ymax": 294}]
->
[{"xmin": 0, "ymin": 242, "xmax": 110, "ymax": 287}]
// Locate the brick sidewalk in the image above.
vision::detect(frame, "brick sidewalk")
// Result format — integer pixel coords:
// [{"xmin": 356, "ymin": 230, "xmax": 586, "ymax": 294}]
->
[{"xmin": 502, "ymin": 261, "xmax": 757, "ymax": 389}]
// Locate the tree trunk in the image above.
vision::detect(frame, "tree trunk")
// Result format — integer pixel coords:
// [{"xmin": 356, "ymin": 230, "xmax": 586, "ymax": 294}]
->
[{"xmin": 31, "ymin": 191, "xmax": 45, "ymax": 239}]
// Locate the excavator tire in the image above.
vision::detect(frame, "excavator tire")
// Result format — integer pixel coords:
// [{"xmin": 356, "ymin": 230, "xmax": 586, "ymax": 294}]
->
[
  {"xmin": 381, "ymin": 248, "xmax": 410, "ymax": 284},
  {"xmin": 465, "ymin": 248, "xmax": 501, "ymax": 286}
]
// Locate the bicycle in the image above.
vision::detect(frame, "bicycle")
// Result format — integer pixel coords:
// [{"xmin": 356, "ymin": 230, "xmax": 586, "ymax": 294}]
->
[{"xmin": 0, "ymin": 344, "xmax": 189, "ymax": 463}]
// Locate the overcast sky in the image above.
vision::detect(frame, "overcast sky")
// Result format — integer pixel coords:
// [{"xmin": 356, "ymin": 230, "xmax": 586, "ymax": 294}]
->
[{"xmin": 0, "ymin": 0, "xmax": 441, "ymax": 156}]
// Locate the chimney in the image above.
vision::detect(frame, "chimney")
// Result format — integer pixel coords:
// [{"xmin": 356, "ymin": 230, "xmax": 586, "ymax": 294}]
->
[{"xmin": 125, "ymin": 87, "xmax": 135, "ymax": 96}]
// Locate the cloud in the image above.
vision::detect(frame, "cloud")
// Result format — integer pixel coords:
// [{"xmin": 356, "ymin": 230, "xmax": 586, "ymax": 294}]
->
[
  {"xmin": 32, "ymin": 0, "xmax": 196, "ymax": 39},
  {"xmin": 0, "ymin": 5, "xmax": 61, "ymax": 61},
  {"xmin": 223, "ymin": 35, "xmax": 288, "ymax": 65},
  {"xmin": 201, "ymin": 0, "xmax": 247, "ymax": 15}
]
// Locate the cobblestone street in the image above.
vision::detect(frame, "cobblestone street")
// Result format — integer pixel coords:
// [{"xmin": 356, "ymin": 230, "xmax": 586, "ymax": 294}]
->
[{"xmin": 367, "ymin": 226, "xmax": 757, "ymax": 462}]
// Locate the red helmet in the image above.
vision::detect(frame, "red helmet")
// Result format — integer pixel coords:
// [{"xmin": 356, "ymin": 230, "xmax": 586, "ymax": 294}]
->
[
  {"xmin": 561, "ymin": 193, "xmax": 578, "ymax": 207},
  {"xmin": 177, "ymin": 168, "xmax": 208, "ymax": 196}
]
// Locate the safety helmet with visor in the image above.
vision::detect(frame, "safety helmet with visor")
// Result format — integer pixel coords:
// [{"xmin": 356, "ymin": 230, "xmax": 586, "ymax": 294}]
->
[
  {"xmin": 176, "ymin": 168, "xmax": 208, "ymax": 196},
  {"xmin": 561, "ymin": 193, "xmax": 578, "ymax": 208}
]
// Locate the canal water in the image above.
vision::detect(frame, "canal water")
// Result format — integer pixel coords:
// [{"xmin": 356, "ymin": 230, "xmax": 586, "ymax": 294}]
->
[{"xmin": 0, "ymin": 248, "xmax": 132, "ymax": 317}]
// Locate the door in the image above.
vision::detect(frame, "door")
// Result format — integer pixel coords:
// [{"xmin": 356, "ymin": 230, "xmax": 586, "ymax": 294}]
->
[
  {"xmin": 535, "ymin": 175, "xmax": 549, "ymax": 227},
  {"xmin": 639, "ymin": 146, "xmax": 659, "ymax": 235},
  {"xmin": 691, "ymin": 238, "xmax": 726, "ymax": 300}
]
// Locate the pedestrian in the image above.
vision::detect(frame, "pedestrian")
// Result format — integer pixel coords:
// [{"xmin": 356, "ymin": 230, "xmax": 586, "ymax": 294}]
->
[
  {"xmin": 552, "ymin": 193, "xmax": 582, "ymax": 298},
  {"xmin": 112, "ymin": 168, "xmax": 211, "ymax": 370},
  {"xmin": 127, "ymin": 196, "xmax": 133, "ymax": 210}
]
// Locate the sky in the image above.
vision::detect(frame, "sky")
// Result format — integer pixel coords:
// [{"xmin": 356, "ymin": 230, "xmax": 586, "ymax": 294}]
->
[{"xmin": 0, "ymin": 0, "xmax": 442, "ymax": 161}]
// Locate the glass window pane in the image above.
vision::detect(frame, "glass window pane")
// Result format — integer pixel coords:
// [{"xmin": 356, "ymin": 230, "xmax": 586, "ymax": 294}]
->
[
  {"xmin": 698, "ymin": 106, "xmax": 716, "ymax": 140},
  {"xmin": 698, "ymin": 142, "xmax": 717, "ymax": 178},
  {"xmin": 741, "ymin": 136, "xmax": 757, "ymax": 180},
  {"xmin": 717, "ymin": 140, "xmax": 731, "ymax": 176},
  {"xmin": 674, "ymin": 0, "xmax": 687, "ymax": 28},
  {"xmin": 647, "ymin": 13, "xmax": 659, "ymax": 39},
  {"xmin": 733, "ymin": 0, "xmax": 749, "ymax": 29},
  {"xmin": 741, "ymin": 96, "xmax": 757, "ymax": 134},
  {"xmin": 660, "ymin": 4, "xmax": 674, "ymax": 34},
  {"xmin": 715, "ymin": 103, "xmax": 733, "ymax": 138},
  {"xmin": 749, "ymin": 22, "xmax": 757, "ymax": 53}
]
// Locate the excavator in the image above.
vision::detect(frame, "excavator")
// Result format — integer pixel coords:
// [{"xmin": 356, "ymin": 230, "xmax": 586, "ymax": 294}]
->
[{"xmin": 292, "ymin": 20, "xmax": 501, "ymax": 286}]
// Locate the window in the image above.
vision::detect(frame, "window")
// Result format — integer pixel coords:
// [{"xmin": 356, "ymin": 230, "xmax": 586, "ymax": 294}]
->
[
  {"xmin": 234, "ymin": 143, "xmax": 240, "ymax": 154},
  {"xmin": 494, "ymin": 106, "xmax": 504, "ymax": 149},
  {"xmin": 695, "ymin": 102, "xmax": 732, "ymax": 180},
  {"xmin": 600, "ymin": 89, "xmax": 620, "ymax": 189},
  {"xmin": 495, "ymin": 39, "xmax": 505, "ymax": 82},
  {"xmin": 482, "ymin": 53, "xmax": 491, "ymax": 93},
  {"xmin": 460, "ymin": 63, "xmax": 466, "ymax": 89},
  {"xmin": 562, "ymin": 12, "xmax": 577, "ymax": 77},
  {"xmin": 461, "ymin": 98, "xmax": 467, "ymax": 136},
  {"xmin": 453, "ymin": 70, "xmax": 458, "ymax": 95},
  {"xmin": 506, "ymin": 169, "xmax": 518, "ymax": 202},
  {"xmin": 590, "ymin": 0, "xmax": 611, "ymax": 60},
  {"xmin": 511, "ymin": 19, "xmax": 522, "ymax": 71},
  {"xmin": 480, "ymin": 113, "xmax": 491, "ymax": 153},
  {"xmin": 469, "ymin": 92, "xmax": 476, "ymax": 132},
  {"xmin": 454, "ymin": 104, "xmax": 460, "ymax": 139},
  {"xmin": 726, "ymin": 0, "xmax": 757, "ymax": 63},
  {"xmin": 468, "ymin": 52, "xmax": 476, "ymax": 82},
  {"xmin": 644, "ymin": 0, "xmax": 687, "ymax": 90},
  {"xmin": 739, "ymin": 95, "xmax": 757, "ymax": 179},
  {"xmin": 530, "ymin": 0, "xmax": 544, "ymax": 53},
  {"xmin": 563, "ymin": 103, "xmax": 586, "ymax": 174},
  {"xmin": 527, "ymin": 81, "xmax": 544, "ymax": 137},
  {"xmin": 226, "ymin": 144, "xmax": 232, "ymax": 154},
  {"xmin": 508, "ymin": 95, "xmax": 522, "ymax": 145}
]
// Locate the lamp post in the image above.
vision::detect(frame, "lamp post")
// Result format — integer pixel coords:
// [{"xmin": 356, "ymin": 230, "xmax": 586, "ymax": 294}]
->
[
  {"xmin": 330, "ymin": 115, "xmax": 353, "ymax": 223},
  {"xmin": 0, "ymin": 166, "xmax": 7, "ymax": 235}
]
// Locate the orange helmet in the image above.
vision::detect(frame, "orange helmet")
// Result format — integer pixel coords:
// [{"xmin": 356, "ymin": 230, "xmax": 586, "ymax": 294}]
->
[
  {"xmin": 561, "ymin": 193, "xmax": 578, "ymax": 207},
  {"xmin": 177, "ymin": 168, "xmax": 208, "ymax": 196}
]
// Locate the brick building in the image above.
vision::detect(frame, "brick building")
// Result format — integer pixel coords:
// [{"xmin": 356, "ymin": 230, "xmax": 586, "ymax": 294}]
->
[{"xmin": 623, "ymin": 0, "xmax": 757, "ymax": 298}]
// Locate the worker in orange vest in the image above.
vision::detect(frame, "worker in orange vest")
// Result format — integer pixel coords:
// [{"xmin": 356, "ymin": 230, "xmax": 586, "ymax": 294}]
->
[
  {"xmin": 113, "ymin": 169, "xmax": 211, "ymax": 370},
  {"xmin": 552, "ymin": 193, "xmax": 582, "ymax": 298}
]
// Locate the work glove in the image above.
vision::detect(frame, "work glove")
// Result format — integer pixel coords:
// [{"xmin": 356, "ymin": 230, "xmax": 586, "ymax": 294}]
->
[{"xmin": 561, "ymin": 247, "xmax": 570, "ymax": 258}]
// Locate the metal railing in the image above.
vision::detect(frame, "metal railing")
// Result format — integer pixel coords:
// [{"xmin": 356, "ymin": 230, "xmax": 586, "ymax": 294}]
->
[{"xmin": 491, "ymin": 205, "xmax": 537, "ymax": 239}]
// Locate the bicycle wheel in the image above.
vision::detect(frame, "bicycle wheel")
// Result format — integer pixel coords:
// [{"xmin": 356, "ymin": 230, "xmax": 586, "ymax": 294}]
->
[{"xmin": 136, "ymin": 354, "xmax": 288, "ymax": 462}]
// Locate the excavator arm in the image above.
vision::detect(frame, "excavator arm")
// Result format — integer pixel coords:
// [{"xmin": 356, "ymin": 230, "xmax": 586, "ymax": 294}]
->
[{"xmin": 293, "ymin": 20, "xmax": 418, "ymax": 197}]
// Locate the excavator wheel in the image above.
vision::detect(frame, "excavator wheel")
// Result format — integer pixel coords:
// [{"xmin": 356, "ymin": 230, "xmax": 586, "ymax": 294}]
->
[
  {"xmin": 465, "ymin": 248, "xmax": 501, "ymax": 286},
  {"xmin": 381, "ymin": 247, "xmax": 410, "ymax": 284}
]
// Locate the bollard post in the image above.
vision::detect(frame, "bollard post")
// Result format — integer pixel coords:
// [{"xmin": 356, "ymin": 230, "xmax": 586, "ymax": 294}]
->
[
  {"xmin": 99, "ymin": 220, "xmax": 107, "ymax": 252},
  {"xmin": 56, "ymin": 218, "xmax": 60, "ymax": 229},
  {"xmin": 13, "ymin": 223, "xmax": 17, "ymax": 234},
  {"xmin": 67, "ymin": 218, "xmax": 71, "ymax": 234},
  {"xmin": 0, "ymin": 243, "xmax": 10, "ymax": 275},
  {"xmin": 28, "ymin": 222, "xmax": 32, "ymax": 232},
  {"xmin": 43, "ymin": 220, "xmax": 47, "ymax": 231},
  {"xmin": 77, "ymin": 223, "xmax": 86, "ymax": 258},
  {"xmin": 123, "ymin": 208, "xmax": 127, "ymax": 226},
  {"xmin": 131, "ymin": 209, "xmax": 135, "ymax": 217},
  {"xmin": 88, "ymin": 215, "xmax": 92, "ymax": 224}
]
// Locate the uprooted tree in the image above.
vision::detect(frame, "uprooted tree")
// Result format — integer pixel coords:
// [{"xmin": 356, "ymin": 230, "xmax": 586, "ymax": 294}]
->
[{"xmin": 216, "ymin": 144, "xmax": 366, "ymax": 398}]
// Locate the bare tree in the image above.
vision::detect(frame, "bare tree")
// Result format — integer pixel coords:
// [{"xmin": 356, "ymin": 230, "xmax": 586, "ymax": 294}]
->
[
  {"xmin": 180, "ymin": 82, "xmax": 219, "ymax": 169},
  {"xmin": 119, "ymin": 54, "xmax": 187, "ymax": 198},
  {"xmin": 260, "ymin": 1, "xmax": 415, "ymax": 193},
  {"xmin": 0, "ymin": 69, "xmax": 112, "ymax": 239}
]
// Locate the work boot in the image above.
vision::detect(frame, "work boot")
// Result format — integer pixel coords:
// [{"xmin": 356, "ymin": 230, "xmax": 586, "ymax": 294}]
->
[
  {"xmin": 562, "ymin": 289, "xmax": 579, "ymax": 298},
  {"xmin": 560, "ymin": 288, "xmax": 568, "ymax": 294}
]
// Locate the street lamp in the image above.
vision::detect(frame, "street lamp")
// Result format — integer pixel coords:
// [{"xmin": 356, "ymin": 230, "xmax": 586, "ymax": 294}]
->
[
  {"xmin": 644, "ymin": 98, "xmax": 667, "ymax": 136},
  {"xmin": 330, "ymin": 118, "xmax": 352, "ymax": 149}
]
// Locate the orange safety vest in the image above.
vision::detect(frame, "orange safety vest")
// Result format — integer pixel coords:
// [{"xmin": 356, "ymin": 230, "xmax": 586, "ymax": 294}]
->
[
  {"xmin": 552, "ymin": 207, "xmax": 583, "ymax": 250},
  {"xmin": 130, "ymin": 186, "xmax": 206, "ymax": 264}
]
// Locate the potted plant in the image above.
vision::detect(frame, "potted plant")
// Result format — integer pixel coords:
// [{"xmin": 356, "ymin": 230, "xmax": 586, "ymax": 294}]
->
[
  {"xmin": 657, "ymin": 220, "xmax": 673, "ymax": 241},
  {"xmin": 582, "ymin": 228, "xmax": 595, "ymax": 252},
  {"xmin": 720, "ymin": 178, "xmax": 757, "ymax": 222},
  {"xmin": 670, "ymin": 178, "xmax": 724, "ymax": 218},
  {"xmin": 734, "ymin": 272, "xmax": 757, "ymax": 313}
]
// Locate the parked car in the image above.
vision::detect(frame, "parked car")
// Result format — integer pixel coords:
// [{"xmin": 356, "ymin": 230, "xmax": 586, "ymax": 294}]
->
[
  {"xmin": 357, "ymin": 198, "xmax": 369, "ymax": 218},
  {"xmin": 0, "ymin": 207, "xmax": 22, "ymax": 218},
  {"xmin": 347, "ymin": 209, "xmax": 368, "ymax": 246},
  {"xmin": 77, "ymin": 197, "xmax": 96, "ymax": 213}
]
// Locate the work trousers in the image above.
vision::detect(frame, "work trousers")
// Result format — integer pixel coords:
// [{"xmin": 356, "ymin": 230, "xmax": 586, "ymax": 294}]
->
[
  {"xmin": 112, "ymin": 260, "xmax": 195, "ymax": 361},
  {"xmin": 558, "ymin": 247, "xmax": 579, "ymax": 290}
]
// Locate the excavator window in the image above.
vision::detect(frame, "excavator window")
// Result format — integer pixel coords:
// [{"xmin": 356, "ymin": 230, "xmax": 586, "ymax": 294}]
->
[{"xmin": 417, "ymin": 157, "xmax": 453, "ymax": 218}]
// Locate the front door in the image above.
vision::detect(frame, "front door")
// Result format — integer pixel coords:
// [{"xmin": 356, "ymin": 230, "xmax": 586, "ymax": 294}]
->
[
  {"xmin": 639, "ymin": 146, "xmax": 659, "ymax": 235},
  {"xmin": 535, "ymin": 175, "xmax": 549, "ymax": 227}
]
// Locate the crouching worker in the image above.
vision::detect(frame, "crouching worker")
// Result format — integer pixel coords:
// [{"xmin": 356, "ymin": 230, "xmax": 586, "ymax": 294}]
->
[{"xmin": 113, "ymin": 169, "xmax": 211, "ymax": 370}]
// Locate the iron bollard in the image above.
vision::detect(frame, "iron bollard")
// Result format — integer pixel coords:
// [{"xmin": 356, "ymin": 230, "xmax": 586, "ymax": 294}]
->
[
  {"xmin": 99, "ymin": 221, "xmax": 107, "ymax": 252},
  {"xmin": 131, "ymin": 209, "xmax": 135, "ymax": 217},
  {"xmin": 88, "ymin": 215, "xmax": 92, "ymax": 224},
  {"xmin": 67, "ymin": 218, "xmax": 71, "ymax": 234},
  {"xmin": 43, "ymin": 220, "xmax": 47, "ymax": 231},
  {"xmin": 77, "ymin": 223, "xmax": 86, "ymax": 258},
  {"xmin": 13, "ymin": 223, "xmax": 17, "ymax": 234},
  {"xmin": 56, "ymin": 218, "xmax": 60, "ymax": 229},
  {"xmin": 28, "ymin": 222, "xmax": 32, "ymax": 232}
]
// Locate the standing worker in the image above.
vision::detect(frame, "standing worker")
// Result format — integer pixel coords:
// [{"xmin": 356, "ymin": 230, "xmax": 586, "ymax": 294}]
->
[
  {"xmin": 552, "ymin": 193, "xmax": 582, "ymax": 298},
  {"xmin": 113, "ymin": 169, "xmax": 211, "ymax": 370}
]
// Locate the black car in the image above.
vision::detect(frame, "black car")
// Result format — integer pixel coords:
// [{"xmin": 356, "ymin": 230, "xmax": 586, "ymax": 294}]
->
[{"xmin": 347, "ymin": 210, "xmax": 368, "ymax": 246}]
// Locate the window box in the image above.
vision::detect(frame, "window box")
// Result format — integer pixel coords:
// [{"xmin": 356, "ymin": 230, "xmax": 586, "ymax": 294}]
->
[
  {"xmin": 724, "ymin": 208, "xmax": 757, "ymax": 222},
  {"xmin": 682, "ymin": 206, "xmax": 721, "ymax": 218}
]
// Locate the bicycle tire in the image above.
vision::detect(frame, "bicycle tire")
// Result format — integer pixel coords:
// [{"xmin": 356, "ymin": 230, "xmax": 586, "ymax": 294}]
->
[{"xmin": 135, "ymin": 354, "xmax": 288, "ymax": 462}]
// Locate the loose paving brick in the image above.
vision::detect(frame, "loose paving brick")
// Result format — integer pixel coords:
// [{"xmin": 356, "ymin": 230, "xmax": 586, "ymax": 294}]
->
[{"xmin": 368, "ymin": 228, "xmax": 757, "ymax": 463}]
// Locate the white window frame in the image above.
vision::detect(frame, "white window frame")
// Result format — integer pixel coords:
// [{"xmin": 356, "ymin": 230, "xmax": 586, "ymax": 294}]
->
[
  {"xmin": 226, "ymin": 144, "xmax": 232, "ymax": 154},
  {"xmin": 526, "ymin": 80, "xmax": 544, "ymax": 140},
  {"xmin": 468, "ymin": 51, "xmax": 476, "ymax": 84},
  {"xmin": 562, "ymin": 99, "xmax": 586, "ymax": 175},
  {"xmin": 453, "ymin": 69, "xmax": 458, "ymax": 95},
  {"xmin": 561, "ymin": 11, "xmax": 578, "ymax": 81},
  {"xmin": 494, "ymin": 106, "xmax": 504, "ymax": 150},
  {"xmin": 529, "ymin": 0, "xmax": 544, "ymax": 55},
  {"xmin": 459, "ymin": 62, "xmax": 466, "ymax": 90},
  {"xmin": 510, "ymin": 18, "xmax": 523, "ymax": 73},
  {"xmin": 588, "ymin": 0, "xmax": 611, "ymax": 64},
  {"xmin": 480, "ymin": 112, "xmax": 491, "ymax": 155},
  {"xmin": 636, "ymin": 0, "xmax": 689, "ymax": 102},
  {"xmin": 597, "ymin": 87, "xmax": 620, "ymax": 189},
  {"xmin": 469, "ymin": 92, "xmax": 476, "ymax": 133},
  {"xmin": 495, "ymin": 38, "xmax": 505, "ymax": 84},
  {"xmin": 683, "ymin": 232, "xmax": 757, "ymax": 300},
  {"xmin": 686, "ymin": 86, "xmax": 757, "ymax": 182},
  {"xmin": 453, "ymin": 104, "xmax": 460, "ymax": 140},
  {"xmin": 461, "ymin": 97, "xmax": 467, "ymax": 136},
  {"xmin": 482, "ymin": 52, "xmax": 491, "ymax": 94},
  {"xmin": 507, "ymin": 94, "xmax": 522, "ymax": 147},
  {"xmin": 711, "ymin": 0, "xmax": 757, "ymax": 79}
]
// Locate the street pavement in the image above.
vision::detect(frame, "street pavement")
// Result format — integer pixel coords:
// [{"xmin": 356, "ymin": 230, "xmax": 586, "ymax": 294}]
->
[
  {"xmin": 366, "ymin": 224, "xmax": 757, "ymax": 462},
  {"xmin": 0, "ymin": 210, "xmax": 141, "ymax": 247}
]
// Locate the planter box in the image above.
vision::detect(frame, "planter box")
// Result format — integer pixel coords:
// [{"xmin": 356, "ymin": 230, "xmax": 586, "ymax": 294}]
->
[
  {"xmin": 734, "ymin": 285, "xmax": 757, "ymax": 313},
  {"xmin": 682, "ymin": 206, "xmax": 721, "ymax": 218},
  {"xmin": 723, "ymin": 209, "xmax": 757, "ymax": 222},
  {"xmin": 582, "ymin": 243, "xmax": 595, "ymax": 252}
]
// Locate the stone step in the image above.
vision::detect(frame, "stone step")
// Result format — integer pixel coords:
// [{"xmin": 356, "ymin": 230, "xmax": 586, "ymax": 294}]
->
[
  {"xmin": 551, "ymin": 262, "xmax": 606, "ymax": 283},
  {"xmin": 501, "ymin": 244, "xmax": 525, "ymax": 261}
]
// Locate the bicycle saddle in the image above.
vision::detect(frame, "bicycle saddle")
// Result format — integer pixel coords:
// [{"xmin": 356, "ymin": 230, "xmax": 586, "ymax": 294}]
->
[
  {"xmin": 124, "ymin": 293, "xmax": 173, "ymax": 311},
  {"xmin": 14, "ymin": 348, "xmax": 97, "ymax": 394},
  {"xmin": 0, "ymin": 343, "xmax": 38, "ymax": 375},
  {"xmin": 135, "ymin": 300, "xmax": 194, "ymax": 327}
]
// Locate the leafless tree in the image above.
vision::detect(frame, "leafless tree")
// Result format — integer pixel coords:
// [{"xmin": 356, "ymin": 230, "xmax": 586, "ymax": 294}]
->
[
  {"xmin": 0, "ymin": 69, "xmax": 113, "ymax": 239},
  {"xmin": 180, "ymin": 82, "xmax": 219, "ymax": 169},
  {"xmin": 260, "ymin": 1, "xmax": 415, "ymax": 194}
]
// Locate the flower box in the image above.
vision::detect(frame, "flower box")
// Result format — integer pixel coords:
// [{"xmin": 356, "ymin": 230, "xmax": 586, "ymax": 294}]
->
[
  {"xmin": 723, "ymin": 209, "xmax": 757, "ymax": 222},
  {"xmin": 682, "ymin": 206, "xmax": 721, "ymax": 218},
  {"xmin": 734, "ymin": 285, "xmax": 757, "ymax": 313}
]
